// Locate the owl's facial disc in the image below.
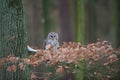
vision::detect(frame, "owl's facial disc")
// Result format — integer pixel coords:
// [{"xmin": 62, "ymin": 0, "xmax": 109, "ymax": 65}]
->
[
  {"xmin": 49, "ymin": 35, "xmax": 54, "ymax": 40},
  {"xmin": 51, "ymin": 36, "xmax": 54, "ymax": 40},
  {"xmin": 48, "ymin": 32, "xmax": 58, "ymax": 41}
]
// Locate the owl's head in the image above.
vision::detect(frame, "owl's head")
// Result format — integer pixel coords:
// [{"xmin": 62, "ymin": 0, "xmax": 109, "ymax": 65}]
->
[{"xmin": 47, "ymin": 32, "xmax": 58, "ymax": 41}]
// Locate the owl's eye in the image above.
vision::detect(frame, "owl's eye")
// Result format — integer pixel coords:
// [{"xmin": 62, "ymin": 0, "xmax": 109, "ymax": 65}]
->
[{"xmin": 50, "ymin": 35, "xmax": 53, "ymax": 37}]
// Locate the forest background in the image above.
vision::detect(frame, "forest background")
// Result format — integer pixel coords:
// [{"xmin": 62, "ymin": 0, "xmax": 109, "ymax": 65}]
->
[{"xmin": 0, "ymin": 0, "xmax": 120, "ymax": 80}]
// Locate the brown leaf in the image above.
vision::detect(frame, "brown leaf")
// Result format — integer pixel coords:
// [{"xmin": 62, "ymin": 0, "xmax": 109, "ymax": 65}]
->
[{"xmin": 56, "ymin": 66, "xmax": 64, "ymax": 74}]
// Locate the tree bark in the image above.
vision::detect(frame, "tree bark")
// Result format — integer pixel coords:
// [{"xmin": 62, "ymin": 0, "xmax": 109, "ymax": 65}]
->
[{"xmin": 0, "ymin": 0, "xmax": 28, "ymax": 80}]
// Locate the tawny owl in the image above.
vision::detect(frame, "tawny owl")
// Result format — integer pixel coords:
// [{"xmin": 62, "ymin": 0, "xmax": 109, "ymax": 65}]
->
[{"xmin": 43, "ymin": 32, "xmax": 59, "ymax": 51}]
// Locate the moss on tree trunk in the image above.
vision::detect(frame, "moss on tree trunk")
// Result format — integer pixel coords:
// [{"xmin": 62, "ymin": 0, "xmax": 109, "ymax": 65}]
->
[{"xmin": 76, "ymin": 0, "xmax": 85, "ymax": 80}]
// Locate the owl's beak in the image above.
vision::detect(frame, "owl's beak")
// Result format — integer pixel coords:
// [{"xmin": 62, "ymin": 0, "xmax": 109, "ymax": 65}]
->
[{"xmin": 52, "ymin": 37, "xmax": 54, "ymax": 40}]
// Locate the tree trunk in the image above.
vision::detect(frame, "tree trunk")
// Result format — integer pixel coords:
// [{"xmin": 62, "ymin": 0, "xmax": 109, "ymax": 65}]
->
[
  {"xmin": 59, "ymin": 0, "xmax": 72, "ymax": 42},
  {"xmin": 96, "ymin": 0, "xmax": 116, "ymax": 46},
  {"xmin": 42, "ymin": 0, "xmax": 52, "ymax": 36},
  {"xmin": 116, "ymin": 0, "xmax": 120, "ymax": 47},
  {"xmin": 76, "ymin": 0, "xmax": 85, "ymax": 80},
  {"xmin": 116, "ymin": 0, "xmax": 120, "ymax": 80},
  {"xmin": 84, "ymin": 0, "xmax": 97, "ymax": 43},
  {"xmin": 0, "ymin": 0, "xmax": 28, "ymax": 80},
  {"xmin": 69, "ymin": 0, "xmax": 77, "ymax": 41},
  {"xmin": 32, "ymin": 0, "xmax": 44, "ymax": 48}
]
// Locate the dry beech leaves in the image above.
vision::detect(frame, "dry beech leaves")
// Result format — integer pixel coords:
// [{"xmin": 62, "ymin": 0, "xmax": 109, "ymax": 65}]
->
[{"xmin": 0, "ymin": 41, "xmax": 119, "ymax": 73}]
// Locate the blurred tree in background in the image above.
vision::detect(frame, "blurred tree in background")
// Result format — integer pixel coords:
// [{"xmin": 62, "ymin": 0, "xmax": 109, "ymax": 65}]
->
[
  {"xmin": 116, "ymin": 0, "xmax": 120, "ymax": 79},
  {"xmin": 76, "ymin": 0, "xmax": 85, "ymax": 80}
]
